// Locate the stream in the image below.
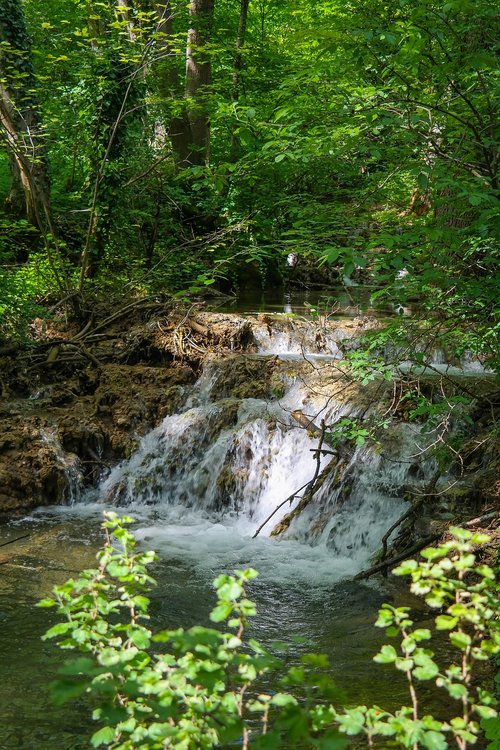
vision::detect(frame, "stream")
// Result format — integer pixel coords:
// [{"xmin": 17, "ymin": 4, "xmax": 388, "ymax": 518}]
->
[{"xmin": 0, "ymin": 293, "xmax": 489, "ymax": 749}]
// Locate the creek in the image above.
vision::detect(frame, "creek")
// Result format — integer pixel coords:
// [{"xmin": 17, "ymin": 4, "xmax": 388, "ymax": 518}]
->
[{"xmin": 0, "ymin": 295, "xmax": 491, "ymax": 749}]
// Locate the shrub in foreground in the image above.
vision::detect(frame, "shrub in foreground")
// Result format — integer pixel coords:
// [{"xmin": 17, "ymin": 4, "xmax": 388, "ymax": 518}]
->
[{"xmin": 39, "ymin": 514, "xmax": 499, "ymax": 749}]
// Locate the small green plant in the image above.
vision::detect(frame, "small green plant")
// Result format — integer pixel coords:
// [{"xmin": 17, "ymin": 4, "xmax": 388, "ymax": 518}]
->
[
  {"xmin": 326, "ymin": 415, "xmax": 389, "ymax": 448},
  {"xmin": 40, "ymin": 517, "xmax": 499, "ymax": 749},
  {"xmin": 333, "ymin": 527, "xmax": 499, "ymax": 749},
  {"xmin": 39, "ymin": 513, "xmax": 345, "ymax": 749}
]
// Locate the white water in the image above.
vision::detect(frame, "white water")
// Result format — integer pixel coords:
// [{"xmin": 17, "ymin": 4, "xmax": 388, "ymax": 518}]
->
[
  {"xmin": 41, "ymin": 429, "xmax": 83, "ymax": 504},
  {"xmin": 84, "ymin": 345, "xmax": 428, "ymax": 585},
  {"xmin": 252, "ymin": 319, "xmax": 345, "ymax": 358}
]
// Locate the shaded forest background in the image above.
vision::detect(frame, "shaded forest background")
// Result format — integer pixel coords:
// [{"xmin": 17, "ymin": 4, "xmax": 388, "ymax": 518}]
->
[{"xmin": 0, "ymin": 0, "xmax": 498, "ymax": 369}]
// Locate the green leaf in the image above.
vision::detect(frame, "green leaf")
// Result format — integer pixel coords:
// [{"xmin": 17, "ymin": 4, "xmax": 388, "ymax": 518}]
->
[
  {"xmin": 393, "ymin": 559, "xmax": 418, "ymax": 575},
  {"xmin": 482, "ymin": 716, "xmax": 500, "ymax": 740},
  {"xmin": 91, "ymin": 726, "xmax": 116, "ymax": 747},
  {"xmin": 450, "ymin": 631, "xmax": 472, "ymax": 650},
  {"xmin": 385, "ymin": 626, "xmax": 400, "ymax": 638},
  {"xmin": 435, "ymin": 615, "xmax": 458, "ymax": 630},
  {"xmin": 210, "ymin": 603, "xmax": 233, "ymax": 622},
  {"xmin": 106, "ymin": 562, "xmax": 130, "ymax": 577},
  {"xmin": 37, "ymin": 598, "xmax": 56, "ymax": 608},
  {"xmin": 43, "ymin": 622, "xmax": 74, "ymax": 640},
  {"xmin": 475, "ymin": 706, "xmax": 498, "ymax": 720},
  {"xmin": 446, "ymin": 683, "xmax": 468, "ymax": 700},
  {"xmin": 336, "ymin": 709, "xmax": 366, "ymax": 735},
  {"xmin": 395, "ymin": 657, "xmax": 414, "ymax": 671},
  {"xmin": 413, "ymin": 663, "xmax": 439, "ymax": 680},
  {"xmin": 373, "ymin": 644, "xmax": 397, "ymax": 664},
  {"xmin": 271, "ymin": 693, "xmax": 298, "ymax": 707},
  {"xmin": 421, "ymin": 730, "xmax": 447, "ymax": 750},
  {"xmin": 127, "ymin": 627, "xmax": 150, "ymax": 649}
]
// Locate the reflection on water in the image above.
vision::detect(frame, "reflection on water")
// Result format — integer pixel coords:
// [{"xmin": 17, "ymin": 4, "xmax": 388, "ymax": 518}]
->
[
  {"xmin": 216, "ymin": 286, "xmax": 411, "ymax": 318},
  {"xmin": 0, "ymin": 512, "xmax": 411, "ymax": 750}
]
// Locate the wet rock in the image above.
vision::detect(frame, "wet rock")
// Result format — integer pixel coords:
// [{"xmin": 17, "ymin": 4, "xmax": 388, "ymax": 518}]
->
[
  {"xmin": 0, "ymin": 361, "xmax": 195, "ymax": 517},
  {"xmin": 0, "ymin": 417, "xmax": 70, "ymax": 516},
  {"xmin": 209, "ymin": 356, "xmax": 276, "ymax": 401}
]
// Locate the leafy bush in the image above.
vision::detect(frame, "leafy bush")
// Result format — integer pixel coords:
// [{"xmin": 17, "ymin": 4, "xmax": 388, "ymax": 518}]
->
[{"xmin": 40, "ymin": 515, "xmax": 499, "ymax": 749}]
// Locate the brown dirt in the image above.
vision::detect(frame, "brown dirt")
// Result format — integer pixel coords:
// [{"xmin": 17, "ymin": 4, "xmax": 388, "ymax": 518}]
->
[{"xmin": 0, "ymin": 302, "xmax": 256, "ymax": 518}]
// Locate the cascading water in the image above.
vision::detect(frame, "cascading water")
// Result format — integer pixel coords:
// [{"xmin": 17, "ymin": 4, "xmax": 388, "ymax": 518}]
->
[
  {"xmin": 41, "ymin": 429, "xmax": 83, "ymax": 504},
  {"xmin": 0, "ymin": 312, "xmax": 458, "ymax": 750},
  {"xmin": 95, "ymin": 335, "xmax": 433, "ymax": 583}
]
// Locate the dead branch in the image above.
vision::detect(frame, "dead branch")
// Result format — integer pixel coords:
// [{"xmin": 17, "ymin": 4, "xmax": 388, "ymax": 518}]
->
[
  {"xmin": 251, "ymin": 478, "xmax": 313, "ymax": 539},
  {"xmin": 0, "ymin": 533, "xmax": 29, "ymax": 548},
  {"xmin": 185, "ymin": 318, "xmax": 210, "ymax": 337},
  {"xmin": 464, "ymin": 510, "xmax": 499, "ymax": 527},
  {"xmin": 380, "ymin": 470, "xmax": 441, "ymax": 562},
  {"xmin": 353, "ymin": 533, "xmax": 441, "ymax": 581},
  {"xmin": 270, "ymin": 459, "xmax": 337, "ymax": 537},
  {"xmin": 291, "ymin": 410, "xmax": 338, "ymax": 454},
  {"xmin": 252, "ymin": 421, "xmax": 332, "ymax": 539}
]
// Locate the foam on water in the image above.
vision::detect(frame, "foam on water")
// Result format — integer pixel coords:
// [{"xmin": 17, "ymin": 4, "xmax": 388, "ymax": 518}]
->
[
  {"xmin": 79, "ymin": 355, "xmax": 424, "ymax": 586},
  {"xmin": 36, "ymin": 322, "xmax": 452, "ymax": 588},
  {"xmin": 253, "ymin": 323, "xmax": 343, "ymax": 358}
]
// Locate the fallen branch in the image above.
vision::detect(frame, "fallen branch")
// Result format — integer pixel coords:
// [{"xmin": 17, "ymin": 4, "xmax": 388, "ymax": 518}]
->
[
  {"xmin": 185, "ymin": 318, "xmax": 209, "ymax": 337},
  {"xmin": 464, "ymin": 510, "xmax": 499, "ymax": 527},
  {"xmin": 251, "ymin": 478, "xmax": 313, "ymax": 539},
  {"xmin": 292, "ymin": 410, "xmax": 338, "ymax": 453},
  {"xmin": 353, "ymin": 533, "xmax": 441, "ymax": 581},
  {"xmin": 380, "ymin": 470, "xmax": 441, "ymax": 562},
  {"xmin": 270, "ymin": 460, "xmax": 337, "ymax": 537},
  {"xmin": 0, "ymin": 533, "xmax": 29, "ymax": 548},
  {"xmin": 252, "ymin": 424, "xmax": 332, "ymax": 539}
]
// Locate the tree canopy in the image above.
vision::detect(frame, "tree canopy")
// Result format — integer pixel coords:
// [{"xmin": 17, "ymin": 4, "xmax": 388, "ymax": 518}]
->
[{"xmin": 0, "ymin": 0, "xmax": 498, "ymax": 367}]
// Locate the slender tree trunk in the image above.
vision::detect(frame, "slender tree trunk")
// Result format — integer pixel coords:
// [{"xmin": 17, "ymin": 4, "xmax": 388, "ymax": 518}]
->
[
  {"xmin": 185, "ymin": 0, "xmax": 215, "ymax": 165},
  {"xmin": 232, "ymin": 0, "xmax": 249, "ymax": 101},
  {"xmin": 116, "ymin": 0, "xmax": 137, "ymax": 41},
  {"xmin": 5, "ymin": 150, "xmax": 24, "ymax": 218},
  {"xmin": 0, "ymin": 0, "xmax": 51, "ymax": 231},
  {"xmin": 154, "ymin": 0, "xmax": 193, "ymax": 166},
  {"xmin": 153, "ymin": 0, "xmax": 215, "ymax": 168},
  {"xmin": 230, "ymin": 0, "xmax": 250, "ymax": 160},
  {"xmin": 80, "ymin": 0, "xmax": 138, "ymax": 278}
]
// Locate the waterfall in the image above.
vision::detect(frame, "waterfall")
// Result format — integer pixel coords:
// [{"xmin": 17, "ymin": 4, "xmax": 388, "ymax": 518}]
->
[
  {"xmin": 95, "ymin": 336, "xmax": 437, "ymax": 583},
  {"xmin": 40, "ymin": 429, "xmax": 83, "ymax": 504}
]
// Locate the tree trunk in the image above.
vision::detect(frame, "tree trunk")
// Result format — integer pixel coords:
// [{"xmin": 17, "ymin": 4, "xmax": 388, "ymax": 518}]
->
[
  {"xmin": 116, "ymin": 0, "xmax": 137, "ymax": 41},
  {"xmin": 185, "ymin": 0, "xmax": 215, "ymax": 165},
  {"xmin": 0, "ymin": 0, "xmax": 51, "ymax": 231},
  {"xmin": 153, "ymin": 0, "xmax": 193, "ymax": 166},
  {"xmin": 5, "ymin": 151, "xmax": 24, "ymax": 218},
  {"xmin": 230, "ymin": 0, "xmax": 250, "ymax": 160},
  {"xmin": 232, "ymin": 0, "xmax": 249, "ymax": 101},
  {"xmin": 152, "ymin": 0, "xmax": 215, "ymax": 168},
  {"xmin": 80, "ymin": 0, "xmax": 138, "ymax": 279}
]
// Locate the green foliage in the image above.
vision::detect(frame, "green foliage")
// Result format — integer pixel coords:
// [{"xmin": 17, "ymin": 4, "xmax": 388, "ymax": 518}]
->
[
  {"xmin": 40, "ymin": 512, "xmax": 346, "ymax": 749},
  {"xmin": 326, "ymin": 416, "xmax": 389, "ymax": 449},
  {"xmin": 0, "ymin": 0, "xmax": 498, "ymax": 368},
  {"xmin": 41, "ymin": 517, "xmax": 498, "ymax": 749},
  {"xmin": 333, "ymin": 528, "xmax": 499, "ymax": 748}
]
